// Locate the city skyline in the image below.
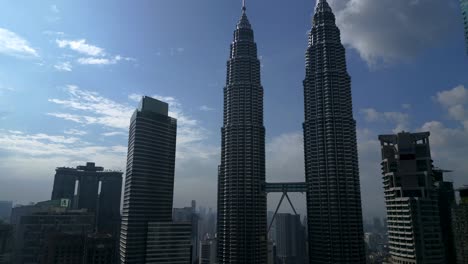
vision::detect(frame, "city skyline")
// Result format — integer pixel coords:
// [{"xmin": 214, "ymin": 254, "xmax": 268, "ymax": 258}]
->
[{"xmin": 0, "ymin": 0, "xmax": 467, "ymax": 220}]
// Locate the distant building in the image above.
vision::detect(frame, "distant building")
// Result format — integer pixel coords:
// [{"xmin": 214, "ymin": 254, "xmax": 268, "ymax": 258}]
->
[
  {"xmin": 41, "ymin": 232, "xmax": 84, "ymax": 264},
  {"xmin": 453, "ymin": 186, "xmax": 468, "ymax": 264},
  {"xmin": 199, "ymin": 238, "xmax": 217, "ymax": 264},
  {"xmin": 145, "ymin": 222, "xmax": 192, "ymax": 264},
  {"xmin": 0, "ymin": 202, "xmax": 12, "ymax": 224},
  {"xmin": 51, "ymin": 162, "xmax": 122, "ymax": 235},
  {"xmin": 379, "ymin": 132, "xmax": 445, "ymax": 263},
  {"xmin": 274, "ymin": 213, "xmax": 306, "ymax": 264},
  {"xmin": 434, "ymin": 169, "xmax": 457, "ymax": 264},
  {"xmin": 14, "ymin": 203, "xmax": 94, "ymax": 264},
  {"xmin": 84, "ymin": 233, "xmax": 115, "ymax": 264},
  {"xmin": 173, "ymin": 202, "xmax": 199, "ymax": 264},
  {"xmin": 119, "ymin": 96, "xmax": 178, "ymax": 263},
  {"xmin": 267, "ymin": 240, "xmax": 277, "ymax": 264},
  {"xmin": 0, "ymin": 223, "xmax": 13, "ymax": 264},
  {"xmin": 461, "ymin": 0, "xmax": 468, "ymax": 53}
]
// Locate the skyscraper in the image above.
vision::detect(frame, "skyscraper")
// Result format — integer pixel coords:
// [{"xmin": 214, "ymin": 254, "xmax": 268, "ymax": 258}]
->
[
  {"xmin": 379, "ymin": 132, "xmax": 445, "ymax": 263},
  {"xmin": 51, "ymin": 162, "xmax": 123, "ymax": 234},
  {"xmin": 461, "ymin": 0, "xmax": 468, "ymax": 53},
  {"xmin": 302, "ymin": 1, "xmax": 365, "ymax": 263},
  {"xmin": 453, "ymin": 186, "xmax": 468, "ymax": 264},
  {"xmin": 119, "ymin": 96, "xmax": 177, "ymax": 264},
  {"xmin": 274, "ymin": 213, "xmax": 307, "ymax": 264},
  {"xmin": 217, "ymin": 2, "xmax": 267, "ymax": 263}
]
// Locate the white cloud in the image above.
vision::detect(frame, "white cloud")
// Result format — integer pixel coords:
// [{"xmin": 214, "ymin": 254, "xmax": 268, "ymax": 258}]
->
[
  {"xmin": 102, "ymin": 131, "xmax": 126, "ymax": 137},
  {"xmin": 0, "ymin": 28, "xmax": 38, "ymax": 58},
  {"xmin": 435, "ymin": 85, "xmax": 468, "ymax": 121},
  {"xmin": 56, "ymin": 39, "xmax": 104, "ymax": 56},
  {"xmin": 199, "ymin": 105, "xmax": 214, "ymax": 111},
  {"xmin": 361, "ymin": 108, "xmax": 410, "ymax": 132},
  {"xmin": 77, "ymin": 55, "xmax": 134, "ymax": 65},
  {"xmin": 48, "ymin": 85, "xmax": 134, "ymax": 129},
  {"xmin": 328, "ymin": 0, "xmax": 459, "ymax": 65},
  {"xmin": 77, "ymin": 57, "xmax": 115, "ymax": 65},
  {"xmin": 128, "ymin": 93, "xmax": 142, "ymax": 102},
  {"xmin": 54, "ymin": 61, "xmax": 72, "ymax": 72},
  {"xmin": 402, "ymin": 104, "xmax": 412, "ymax": 109},
  {"xmin": 64, "ymin": 129, "xmax": 87, "ymax": 136}
]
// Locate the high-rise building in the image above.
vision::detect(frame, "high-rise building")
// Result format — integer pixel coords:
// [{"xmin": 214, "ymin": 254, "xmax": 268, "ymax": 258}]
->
[
  {"xmin": 0, "ymin": 202, "xmax": 12, "ymax": 224},
  {"xmin": 41, "ymin": 232, "xmax": 85, "ymax": 264},
  {"xmin": 433, "ymin": 169, "xmax": 457, "ymax": 264},
  {"xmin": 217, "ymin": 2, "xmax": 267, "ymax": 264},
  {"xmin": 379, "ymin": 132, "xmax": 445, "ymax": 263},
  {"xmin": 15, "ymin": 206, "xmax": 94, "ymax": 264},
  {"xmin": 173, "ymin": 202, "xmax": 199, "ymax": 264},
  {"xmin": 274, "ymin": 214, "xmax": 306, "ymax": 264},
  {"xmin": 461, "ymin": 0, "xmax": 468, "ymax": 53},
  {"xmin": 453, "ymin": 186, "xmax": 468, "ymax": 264},
  {"xmin": 119, "ymin": 96, "xmax": 177, "ymax": 264},
  {"xmin": 0, "ymin": 223, "xmax": 12, "ymax": 264},
  {"xmin": 51, "ymin": 162, "xmax": 123, "ymax": 234},
  {"xmin": 302, "ymin": 1, "xmax": 365, "ymax": 263},
  {"xmin": 199, "ymin": 238, "xmax": 217, "ymax": 264},
  {"xmin": 145, "ymin": 222, "xmax": 192, "ymax": 264},
  {"xmin": 84, "ymin": 233, "xmax": 115, "ymax": 264}
]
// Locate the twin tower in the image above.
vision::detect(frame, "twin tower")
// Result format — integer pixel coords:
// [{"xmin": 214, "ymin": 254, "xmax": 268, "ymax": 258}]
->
[{"xmin": 217, "ymin": 1, "xmax": 366, "ymax": 263}]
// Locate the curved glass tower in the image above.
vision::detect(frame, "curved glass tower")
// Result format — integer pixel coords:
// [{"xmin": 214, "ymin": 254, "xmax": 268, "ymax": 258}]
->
[
  {"xmin": 217, "ymin": 4, "xmax": 267, "ymax": 264},
  {"xmin": 302, "ymin": 1, "xmax": 365, "ymax": 263}
]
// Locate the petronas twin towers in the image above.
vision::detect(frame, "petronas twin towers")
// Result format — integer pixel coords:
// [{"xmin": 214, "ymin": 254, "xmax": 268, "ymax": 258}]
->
[{"xmin": 217, "ymin": 0, "xmax": 366, "ymax": 263}]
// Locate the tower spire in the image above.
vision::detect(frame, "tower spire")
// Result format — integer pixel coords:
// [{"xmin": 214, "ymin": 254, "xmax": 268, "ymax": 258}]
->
[{"xmin": 242, "ymin": 0, "xmax": 246, "ymax": 12}]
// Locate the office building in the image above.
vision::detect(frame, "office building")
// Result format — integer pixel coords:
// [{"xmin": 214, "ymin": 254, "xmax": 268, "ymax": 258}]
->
[
  {"xmin": 15, "ymin": 205, "xmax": 94, "ymax": 264},
  {"xmin": 145, "ymin": 222, "xmax": 192, "ymax": 264},
  {"xmin": 0, "ymin": 223, "xmax": 12, "ymax": 264},
  {"xmin": 119, "ymin": 96, "xmax": 177, "ymax": 263},
  {"xmin": 0, "ymin": 202, "xmax": 12, "ymax": 224},
  {"xmin": 217, "ymin": 2, "xmax": 267, "ymax": 263},
  {"xmin": 379, "ymin": 132, "xmax": 445, "ymax": 263},
  {"xmin": 84, "ymin": 233, "xmax": 115, "ymax": 264},
  {"xmin": 453, "ymin": 186, "xmax": 468, "ymax": 263},
  {"xmin": 51, "ymin": 162, "xmax": 122, "ymax": 234},
  {"xmin": 461, "ymin": 0, "xmax": 468, "ymax": 53},
  {"xmin": 199, "ymin": 238, "xmax": 217, "ymax": 264},
  {"xmin": 302, "ymin": 1, "xmax": 365, "ymax": 262},
  {"xmin": 173, "ymin": 202, "xmax": 199, "ymax": 264},
  {"xmin": 434, "ymin": 169, "xmax": 456, "ymax": 264},
  {"xmin": 41, "ymin": 232, "xmax": 84, "ymax": 264},
  {"xmin": 274, "ymin": 213, "xmax": 306, "ymax": 264}
]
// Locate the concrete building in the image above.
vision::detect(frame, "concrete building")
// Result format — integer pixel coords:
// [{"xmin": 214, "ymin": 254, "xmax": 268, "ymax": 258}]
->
[
  {"xmin": 15, "ymin": 205, "xmax": 94, "ymax": 264},
  {"xmin": 0, "ymin": 223, "xmax": 13, "ymax": 264},
  {"xmin": 199, "ymin": 238, "xmax": 217, "ymax": 264},
  {"xmin": 173, "ymin": 202, "xmax": 199, "ymax": 264},
  {"xmin": 119, "ymin": 96, "xmax": 178, "ymax": 263},
  {"xmin": 379, "ymin": 132, "xmax": 445, "ymax": 263},
  {"xmin": 274, "ymin": 214, "xmax": 306, "ymax": 264},
  {"xmin": 145, "ymin": 222, "xmax": 192, "ymax": 264},
  {"xmin": 461, "ymin": 0, "xmax": 468, "ymax": 53},
  {"xmin": 453, "ymin": 186, "xmax": 468, "ymax": 263},
  {"xmin": 84, "ymin": 233, "xmax": 115, "ymax": 264},
  {"xmin": 41, "ymin": 232, "xmax": 84, "ymax": 264},
  {"xmin": 302, "ymin": 1, "xmax": 365, "ymax": 262},
  {"xmin": 51, "ymin": 162, "xmax": 122, "ymax": 235},
  {"xmin": 0, "ymin": 202, "xmax": 12, "ymax": 224},
  {"xmin": 216, "ymin": 2, "xmax": 267, "ymax": 263},
  {"xmin": 433, "ymin": 169, "xmax": 456, "ymax": 264}
]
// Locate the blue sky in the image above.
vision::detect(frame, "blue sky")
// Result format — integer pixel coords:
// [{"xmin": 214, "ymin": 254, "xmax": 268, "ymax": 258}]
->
[{"xmin": 0, "ymin": 0, "xmax": 467, "ymax": 220}]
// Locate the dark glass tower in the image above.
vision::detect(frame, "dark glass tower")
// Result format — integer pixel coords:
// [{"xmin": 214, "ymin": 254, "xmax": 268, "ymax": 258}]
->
[
  {"xmin": 217, "ymin": 3, "xmax": 267, "ymax": 263},
  {"xmin": 302, "ymin": 1, "xmax": 365, "ymax": 263},
  {"xmin": 119, "ymin": 96, "xmax": 177, "ymax": 264}
]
